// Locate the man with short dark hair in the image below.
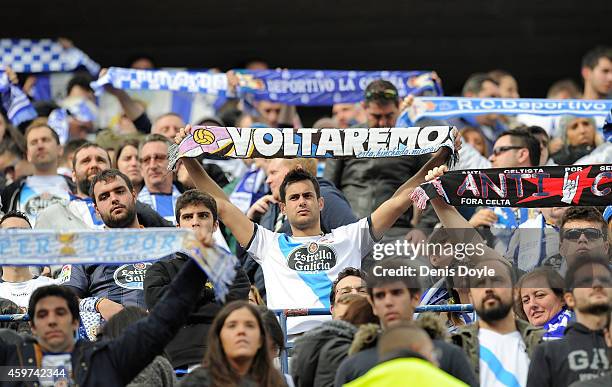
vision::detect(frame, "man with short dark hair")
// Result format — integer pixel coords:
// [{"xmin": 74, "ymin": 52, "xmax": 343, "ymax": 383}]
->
[
  {"xmin": 0, "ymin": 123, "xmax": 74, "ymax": 225},
  {"xmin": 542, "ymin": 206, "xmax": 609, "ymax": 273},
  {"xmin": 450, "ymin": 73, "xmax": 506, "ymax": 151},
  {"xmin": 330, "ymin": 267, "xmax": 367, "ymax": 319},
  {"xmin": 179, "ymin": 124, "xmax": 453, "ymax": 335},
  {"xmin": 527, "ymin": 256, "xmax": 612, "ymax": 387},
  {"xmin": 581, "ymin": 46, "xmax": 612, "ymax": 100},
  {"xmin": 324, "ymin": 80, "xmax": 430, "ymax": 243},
  {"xmin": 0, "ymin": 247, "xmax": 209, "ymax": 386},
  {"xmin": 60, "ymin": 169, "xmax": 164, "ymax": 326},
  {"xmin": 144, "ymin": 189, "xmax": 249, "ymax": 369},
  {"xmin": 334, "ymin": 258, "xmax": 477, "ymax": 386}
]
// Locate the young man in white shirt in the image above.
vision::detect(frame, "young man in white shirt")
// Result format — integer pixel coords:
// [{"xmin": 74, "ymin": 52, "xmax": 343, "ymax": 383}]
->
[
  {"xmin": 177, "ymin": 124, "xmax": 455, "ymax": 335},
  {"xmin": 0, "ymin": 211, "xmax": 54, "ymax": 310}
]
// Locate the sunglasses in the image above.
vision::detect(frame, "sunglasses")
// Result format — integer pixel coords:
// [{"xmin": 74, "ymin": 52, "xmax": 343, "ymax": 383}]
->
[
  {"xmin": 571, "ymin": 274, "xmax": 612, "ymax": 288},
  {"xmin": 140, "ymin": 153, "xmax": 168, "ymax": 165},
  {"xmin": 562, "ymin": 228, "xmax": 605, "ymax": 241},
  {"xmin": 365, "ymin": 89, "xmax": 398, "ymax": 100},
  {"xmin": 491, "ymin": 145, "xmax": 524, "ymax": 156}
]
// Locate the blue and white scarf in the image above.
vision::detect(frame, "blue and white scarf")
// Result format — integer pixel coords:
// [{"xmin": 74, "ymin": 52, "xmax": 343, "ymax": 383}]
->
[
  {"xmin": 0, "ymin": 69, "xmax": 37, "ymax": 126},
  {"xmin": 397, "ymin": 97, "xmax": 612, "ymax": 125},
  {"xmin": 91, "ymin": 67, "xmax": 228, "ymax": 95},
  {"xmin": 0, "ymin": 39, "xmax": 99, "ymax": 75},
  {"xmin": 543, "ymin": 307, "xmax": 574, "ymax": 340},
  {"xmin": 236, "ymin": 69, "xmax": 443, "ymax": 105},
  {"xmin": 229, "ymin": 165, "xmax": 268, "ymax": 213},
  {"xmin": 137, "ymin": 185, "xmax": 182, "ymax": 225}
]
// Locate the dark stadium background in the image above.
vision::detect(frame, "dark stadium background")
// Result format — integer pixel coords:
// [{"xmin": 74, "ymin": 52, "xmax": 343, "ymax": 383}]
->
[{"xmin": 5, "ymin": 0, "xmax": 612, "ymax": 125}]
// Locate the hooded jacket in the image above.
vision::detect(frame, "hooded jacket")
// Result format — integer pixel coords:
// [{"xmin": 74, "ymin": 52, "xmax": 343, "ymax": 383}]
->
[
  {"xmin": 335, "ymin": 320, "xmax": 477, "ymax": 387},
  {"xmin": 291, "ymin": 319, "xmax": 358, "ymax": 387},
  {"xmin": 526, "ymin": 322, "xmax": 609, "ymax": 387}
]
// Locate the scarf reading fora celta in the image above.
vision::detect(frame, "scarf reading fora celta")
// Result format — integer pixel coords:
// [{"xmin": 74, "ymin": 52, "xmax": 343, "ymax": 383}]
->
[{"xmin": 410, "ymin": 164, "xmax": 612, "ymax": 209}]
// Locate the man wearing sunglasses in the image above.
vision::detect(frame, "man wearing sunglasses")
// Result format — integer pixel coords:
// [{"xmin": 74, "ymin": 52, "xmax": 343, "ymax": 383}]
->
[
  {"xmin": 542, "ymin": 207, "xmax": 609, "ymax": 274},
  {"xmin": 527, "ymin": 255, "xmax": 612, "ymax": 387}
]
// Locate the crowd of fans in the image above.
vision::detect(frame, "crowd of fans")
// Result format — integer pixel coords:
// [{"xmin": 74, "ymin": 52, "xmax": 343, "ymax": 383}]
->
[{"xmin": 0, "ymin": 44, "xmax": 611, "ymax": 387}]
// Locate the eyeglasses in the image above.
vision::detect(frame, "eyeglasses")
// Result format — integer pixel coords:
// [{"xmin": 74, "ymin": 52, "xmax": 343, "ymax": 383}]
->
[
  {"xmin": 140, "ymin": 154, "xmax": 168, "ymax": 165},
  {"xmin": 365, "ymin": 89, "xmax": 398, "ymax": 101},
  {"xmin": 491, "ymin": 145, "xmax": 524, "ymax": 156},
  {"xmin": 562, "ymin": 228, "xmax": 605, "ymax": 241}
]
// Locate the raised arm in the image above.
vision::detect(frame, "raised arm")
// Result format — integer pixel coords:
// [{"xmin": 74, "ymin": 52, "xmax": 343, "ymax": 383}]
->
[
  {"xmin": 369, "ymin": 144, "xmax": 453, "ymax": 241},
  {"xmin": 175, "ymin": 125, "xmax": 256, "ymax": 247}
]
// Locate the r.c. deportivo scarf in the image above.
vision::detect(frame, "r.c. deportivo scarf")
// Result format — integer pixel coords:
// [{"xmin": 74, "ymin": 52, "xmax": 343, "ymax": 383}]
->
[{"xmin": 410, "ymin": 164, "xmax": 612, "ymax": 209}]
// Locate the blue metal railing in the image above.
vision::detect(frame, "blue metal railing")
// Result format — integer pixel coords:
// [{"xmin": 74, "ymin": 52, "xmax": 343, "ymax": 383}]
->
[{"xmin": 271, "ymin": 303, "xmax": 474, "ymax": 374}]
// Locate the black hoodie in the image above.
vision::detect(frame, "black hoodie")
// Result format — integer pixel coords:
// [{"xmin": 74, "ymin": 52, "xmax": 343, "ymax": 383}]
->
[{"xmin": 527, "ymin": 322, "xmax": 609, "ymax": 387}]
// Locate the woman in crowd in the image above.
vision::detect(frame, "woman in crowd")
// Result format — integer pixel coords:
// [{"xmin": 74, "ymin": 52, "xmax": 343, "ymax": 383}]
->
[
  {"xmin": 551, "ymin": 115, "xmax": 603, "ymax": 164},
  {"xmin": 460, "ymin": 127, "xmax": 488, "ymax": 157},
  {"xmin": 180, "ymin": 300, "xmax": 286, "ymax": 387},
  {"xmin": 514, "ymin": 267, "xmax": 574, "ymax": 339},
  {"xmin": 99, "ymin": 306, "xmax": 176, "ymax": 387},
  {"xmin": 115, "ymin": 138, "xmax": 144, "ymax": 194}
]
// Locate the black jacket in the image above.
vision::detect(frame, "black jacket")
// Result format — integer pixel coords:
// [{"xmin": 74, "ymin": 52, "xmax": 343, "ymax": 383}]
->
[
  {"xmin": 0, "ymin": 174, "xmax": 76, "ymax": 213},
  {"xmin": 527, "ymin": 322, "xmax": 609, "ymax": 387},
  {"xmin": 334, "ymin": 339, "xmax": 477, "ymax": 387},
  {"xmin": 144, "ymin": 253, "xmax": 250, "ymax": 368},
  {"xmin": 0, "ymin": 259, "xmax": 207, "ymax": 387},
  {"xmin": 292, "ymin": 320, "xmax": 357, "ymax": 387}
]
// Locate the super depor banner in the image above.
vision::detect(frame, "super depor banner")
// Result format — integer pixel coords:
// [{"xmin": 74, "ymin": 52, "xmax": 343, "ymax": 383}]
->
[
  {"xmin": 411, "ymin": 164, "xmax": 612, "ymax": 209},
  {"xmin": 168, "ymin": 125, "xmax": 458, "ymax": 169},
  {"xmin": 0, "ymin": 228, "xmax": 237, "ymax": 301}
]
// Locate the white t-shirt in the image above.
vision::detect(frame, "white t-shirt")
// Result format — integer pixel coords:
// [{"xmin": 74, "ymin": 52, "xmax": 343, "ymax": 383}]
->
[
  {"xmin": 247, "ymin": 217, "xmax": 375, "ymax": 334},
  {"xmin": 479, "ymin": 328, "xmax": 530, "ymax": 387},
  {"xmin": 0, "ymin": 276, "xmax": 55, "ymax": 309},
  {"xmin": 18, "ymin": 175, "xmax": 71, "ymax": 226}
]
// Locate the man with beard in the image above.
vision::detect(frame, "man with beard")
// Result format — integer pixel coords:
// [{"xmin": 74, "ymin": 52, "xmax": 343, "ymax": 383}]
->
[
  {"xmin": 36, "ymin": 142, "xmax": 171, "ymax": 230},
  {"xmin": 0, "ymin": 121, "xmax": 74, "ymax": 225},
  {"xmin": 451, "ymin": 259, "xmax": 544, "ymax": 387},
  {"xmin": 59, "ymin": 169, "xmax": 167, "ymax": 330},
  {"xmin": 527, "ymin": 256, "xmax": 612, "ymax": 387}
]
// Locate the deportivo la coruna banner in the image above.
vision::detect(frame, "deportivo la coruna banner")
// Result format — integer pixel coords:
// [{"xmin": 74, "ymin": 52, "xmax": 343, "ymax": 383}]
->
[
  {"xmin": 168, "ymin": 125, "xmax": 458, "ymax": 170},
  {"xmin": 236, "ymin": 69, "xmax": 443, "ymax": 105},
  {"xmin": 0, "ymin": 228, "xmax": 237, "ymax": 301},
  {"xmin": 410, "ymin": 164, "xmax": 612, "ymax": 209}
]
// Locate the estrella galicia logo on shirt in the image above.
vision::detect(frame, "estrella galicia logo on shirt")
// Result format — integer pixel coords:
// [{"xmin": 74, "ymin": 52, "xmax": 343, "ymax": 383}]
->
[
  {"xmin": 24, "ymin": 193, "xmax": 66, "ymax": 216},
  {"xmin": 113, "ymin": 263, "xmax": 152, "ymax": 290},
  {"xmin": 287, "ymin": 242, "xmax": 337, "ymax": 272}
]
